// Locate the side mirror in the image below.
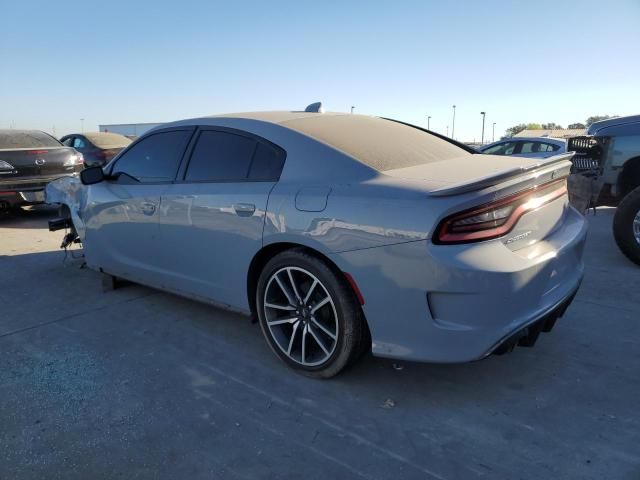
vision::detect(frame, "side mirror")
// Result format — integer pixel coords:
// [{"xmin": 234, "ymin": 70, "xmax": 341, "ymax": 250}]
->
[{"xmin": 80, "ymin": 166, "xmax": 105, "ymax": 185}]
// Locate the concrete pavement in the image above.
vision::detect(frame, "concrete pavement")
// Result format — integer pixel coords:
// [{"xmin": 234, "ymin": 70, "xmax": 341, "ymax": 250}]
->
[{"xmin": 1, "ymin": 206, "xmax": 639, "ymax": 479}]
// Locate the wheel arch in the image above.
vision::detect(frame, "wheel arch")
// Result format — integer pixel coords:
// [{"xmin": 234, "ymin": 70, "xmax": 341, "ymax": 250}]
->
[
  {"xmin": 618, "ymin": 156, "xmax": 640, "ymax": 198},
  {"xmin": 247, "ymin": 241, "xmax": 367, "ymax": 327}
]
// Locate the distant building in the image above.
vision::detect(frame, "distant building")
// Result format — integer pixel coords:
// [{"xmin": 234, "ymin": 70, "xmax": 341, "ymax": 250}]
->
[
  {"xmin": 99, "ymin": 122, "xmax": 164, "ymax": 137},
  {"xmin": 516, "ymin": 128, "xmax": 586, "ymax": 139}
]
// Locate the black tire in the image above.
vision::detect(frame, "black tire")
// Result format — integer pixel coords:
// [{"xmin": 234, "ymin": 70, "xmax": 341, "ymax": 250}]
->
[
  {"xmin": 613, "ymin": 186, "xmax": 640, "ymax": 266},
  {"xmin": 256, "ymin": 248, "xmax": 365, "ymax": 378}
]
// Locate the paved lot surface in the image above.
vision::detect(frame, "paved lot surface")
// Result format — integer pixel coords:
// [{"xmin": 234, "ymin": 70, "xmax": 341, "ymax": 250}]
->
[{"xmin": 1, "ymin": 206, "xmax": 639, "ymax": 480}]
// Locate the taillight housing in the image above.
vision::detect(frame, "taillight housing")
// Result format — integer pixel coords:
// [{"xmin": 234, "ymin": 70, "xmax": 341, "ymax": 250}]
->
[
  {"xmin": 434, "ymin": 178, "xmax": 567, "ymax": 245},
  {"xmin": 63, "ymin": 152, "xmax": 84, "ymax": 167}
]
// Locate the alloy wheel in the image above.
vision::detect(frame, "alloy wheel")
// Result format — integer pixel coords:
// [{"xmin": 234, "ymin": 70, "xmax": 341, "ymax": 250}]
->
[{"xmin": 263, "ymin": 267, "xmax": 339, "ymax": 367}]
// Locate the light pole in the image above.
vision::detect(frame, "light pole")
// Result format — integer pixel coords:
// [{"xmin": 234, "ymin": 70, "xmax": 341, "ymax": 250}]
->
[
  {"xmin": 451, "ymin": 105, "xmax": 456, "ymax": 139},
  {"xmin": 427, "ymin": 116, "xmax": 431, "ymax": 130},
  {"xmin": 350, "ymin": 106, "xmax": 355, "ymax": 114},
  {"xmin": 480, "ymin": 111, "xmax": 486, "ymax": 145},
  {"xmin": 80, "ymin": 118, "xmax": 85, "ymax": 133},
  {"xmin": 492, "ymin": 122, "xmax": 496, "ymax": 142}
]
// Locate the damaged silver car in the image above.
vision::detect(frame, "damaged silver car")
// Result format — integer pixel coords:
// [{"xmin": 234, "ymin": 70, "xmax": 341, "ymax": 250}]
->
[{"xmin": 47, "ymin": 107, "xmax": 587, "ymax": 377}]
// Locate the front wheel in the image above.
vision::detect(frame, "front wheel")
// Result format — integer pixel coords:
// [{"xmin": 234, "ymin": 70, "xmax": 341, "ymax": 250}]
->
[
  {"xmin": 256, "ymin": 249, "xmax": 365, "ymax": 378},
  {"xmin": 613, "ymin": 186, "xmax": 640, "ymax": 266}
]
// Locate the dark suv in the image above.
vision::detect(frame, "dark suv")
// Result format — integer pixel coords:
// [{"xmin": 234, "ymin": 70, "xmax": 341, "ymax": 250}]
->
[{"xmin": 568, "ymin": 115, "xmax": 640, "ymax": 264}]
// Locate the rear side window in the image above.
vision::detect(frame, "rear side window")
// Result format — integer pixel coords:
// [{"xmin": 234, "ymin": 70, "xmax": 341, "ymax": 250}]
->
[
  {"xmin": 544, "ymin": 143, "xmax": 561, "ymax": 152},
  {"xmin": 111, "ymin": 130, "xmax": 192, "ymax": 182},
  {"xmin": 248, "ymin": 142, "xmax": 285, "ymax": 180},
  {"xmin": 0, "ymin": 130, "xmax": 61, "ymax": 149},
  {"xmin": 185, "ymin": 130, "xmax": 285, "ymax": 182}
]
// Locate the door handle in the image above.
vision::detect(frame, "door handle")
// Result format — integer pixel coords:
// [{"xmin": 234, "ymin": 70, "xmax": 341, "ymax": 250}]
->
[
  {"xmin": 233, "ymin": 203, "xmax": 256, "ymax": 217},
  {"xmin": 141, "ymin": 202, "xmax": 156, "ymax": 216}
]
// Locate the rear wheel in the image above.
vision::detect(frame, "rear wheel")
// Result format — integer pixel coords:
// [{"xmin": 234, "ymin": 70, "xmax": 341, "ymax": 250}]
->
[
  {"xmin": 613, "ymin": 186, "xmax": 640, "ymax": 266},
  {"xmin": 256, "ymin": 249, "xmax": 364, "ymax": 378}
]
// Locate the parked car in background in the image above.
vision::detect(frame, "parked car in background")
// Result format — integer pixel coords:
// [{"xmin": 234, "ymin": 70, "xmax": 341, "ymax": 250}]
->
[
  {"xmin": 479, "ymin": 137, "xmax": 566, "ymax": 158},
  {"xmin": 0, "ymin": 129, "xmax": 84, "ymax": 211},
  {"xmin": 567, "ymin": 114, "xmax": 640, "ymax": 265},
  {"xmin": 47, "ymin": 108, "xmax": 586, "ymax": 378},
  {"xmin": 60, "ymin": 132, "xmax": 131, "ymax": 167}
]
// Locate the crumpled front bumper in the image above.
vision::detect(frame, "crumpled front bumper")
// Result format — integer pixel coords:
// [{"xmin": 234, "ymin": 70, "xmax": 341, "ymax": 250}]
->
[{"xmin": 45, "ymin": 175, "xmax": 87, "ymax": 240}]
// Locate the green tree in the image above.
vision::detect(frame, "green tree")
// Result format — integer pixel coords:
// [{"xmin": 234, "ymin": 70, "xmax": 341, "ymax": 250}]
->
[
  {"xmin": 504, "ymin": 123, "xmax": 542, "ymax": 138},
  {"xmin": 504, "ymin": 124, "xmax": 527, "ymax": 137},
  {"xmin": 542, "ymin": 122, "xmax": 563, "ymax": 129},
  {"xmin": 586, "ymin": 115, "xmax": 615, "ymax": 126},
  {"xmin": 568, "ymin": 122, "xmax": 586, "ymax": 129}
]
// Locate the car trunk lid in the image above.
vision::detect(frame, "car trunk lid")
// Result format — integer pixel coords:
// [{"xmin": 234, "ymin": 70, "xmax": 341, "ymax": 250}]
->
[
  {"xmin": 383, "ymin": 153, "xmax": 574, "ymax": 196},
  {"xmin": 384, "ymin": 153, "xmax": 575, "ymax": 251},
  {"xmin": 0, "ymin": 147, "xmax": 80, "ymax": 178}
]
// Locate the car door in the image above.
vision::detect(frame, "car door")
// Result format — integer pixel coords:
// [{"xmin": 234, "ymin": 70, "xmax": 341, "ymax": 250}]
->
[
  {"xmin": 158, "ymin": 127, "xmax": 286, "ymax": 310},
  {"xmin": 83, "ymin": 128, "xmax": 195, "ymax": 284}
]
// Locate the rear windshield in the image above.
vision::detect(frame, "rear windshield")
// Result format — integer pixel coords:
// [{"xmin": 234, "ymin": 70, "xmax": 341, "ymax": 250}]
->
[
  {"xmin": 85, "ymin": 132, "xmax": 132, "ymax": 148},
  {"xmin": 0, "ymin": 130, "xmax": 62, "ymax": 149},
  {"xmin": 281, "ymin": 115, "xmax": 470, "ymax": 171}
]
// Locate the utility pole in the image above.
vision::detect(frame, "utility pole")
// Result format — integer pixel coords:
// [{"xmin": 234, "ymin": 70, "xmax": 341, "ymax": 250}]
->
[
  {"xmin": 480, "ymin": 111, "xmax": 486, "ymax": 145},
  {"xmin": 451, "ymin": 105, "xmax": 456, "ymax": 139},
  {"xmin": 80, "ymin": 118, "xmax": 85, "ymax": 133},
  {"xmin": 492, "ymin": 122, "xmax": 496, "ymax": 142},
  {"xmin": 427, "ymin": 116, "xmax": 431, "ymax": 130},
  {"xmin": 446, "ymin": 125, "xmax": 449, "ymax": 137}
]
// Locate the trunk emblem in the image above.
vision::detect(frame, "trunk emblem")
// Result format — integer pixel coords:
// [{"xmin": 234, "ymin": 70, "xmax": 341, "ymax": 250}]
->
[
  {"xmin": 35, "ymin": 158, "xmax": 46, "ymax": 165},
  {"xmin": 504, "ymin": 231, "xmax": 532, "ymax": 245}
]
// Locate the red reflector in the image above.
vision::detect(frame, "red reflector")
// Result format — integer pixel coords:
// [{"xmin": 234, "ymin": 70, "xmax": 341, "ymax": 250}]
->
[
  {"xmin": 343, "ymin": 272, "xmax": 365, "ymax": 305},
  {"xmin": 28, "ymin": 150, "xmax": 49, "ymax": 154}
]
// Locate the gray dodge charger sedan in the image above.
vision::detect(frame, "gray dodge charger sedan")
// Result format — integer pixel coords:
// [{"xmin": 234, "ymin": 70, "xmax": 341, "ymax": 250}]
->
[{"xmin": 47, "ymin": 108, "xmax": 587, "ymax": 378}]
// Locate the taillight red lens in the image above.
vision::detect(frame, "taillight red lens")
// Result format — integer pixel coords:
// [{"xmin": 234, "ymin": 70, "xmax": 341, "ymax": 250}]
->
[{"xmin": 434, "ymin": 178, "xmax": 567, "ymax": 245}]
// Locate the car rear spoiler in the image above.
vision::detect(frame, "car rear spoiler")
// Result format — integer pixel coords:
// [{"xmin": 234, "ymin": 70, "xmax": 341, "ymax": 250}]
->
[{"xmin": 427, "ymin": 152, "xmax": 575, "ymax": 197}]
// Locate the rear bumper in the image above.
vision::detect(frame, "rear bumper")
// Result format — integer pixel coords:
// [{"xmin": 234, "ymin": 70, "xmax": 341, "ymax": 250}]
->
[
  {"xmin": 486, "ymin": 281, "xmax": 580, "ymax": 356},
  {"xmin": 0, "ymin": 174, "xmax": 78, "ymax": 205},
  {"xmin": 330, "ymin": 205, "xmax": 587, "ymax": 363}
]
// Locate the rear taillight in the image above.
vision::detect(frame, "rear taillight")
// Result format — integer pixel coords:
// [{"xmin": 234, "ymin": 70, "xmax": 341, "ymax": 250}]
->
[
  {"xmin": 63, "ymin": 152, "xmax": 84, "ymax": 167},
  {"xmin": 434, "ymin": 178, "xmax": 567, "ymax": 245}
]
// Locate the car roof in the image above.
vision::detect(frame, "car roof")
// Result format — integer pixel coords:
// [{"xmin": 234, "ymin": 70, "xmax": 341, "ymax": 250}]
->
[
  {"xmin": 481, "ymin": 137, "xmax": 565, "ymax": 149},
  {"xmin": 588, "ymin": 115, "xmax": 640, "ymax": 135},
  {"xmin": 167, "ymin": 111, "xmax": 470, "ymax": 172},
  {"xmin": 211, "ymin": 111, "xmax": 351, "ymax": 124}
]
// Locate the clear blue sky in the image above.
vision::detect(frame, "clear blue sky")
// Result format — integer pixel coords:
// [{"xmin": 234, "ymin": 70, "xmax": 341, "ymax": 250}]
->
[{"xmin": 1, "ymin": 0, "xmax": 639, "ymax": 141}]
